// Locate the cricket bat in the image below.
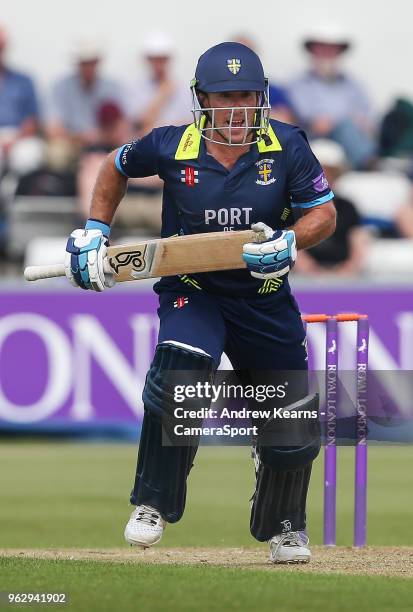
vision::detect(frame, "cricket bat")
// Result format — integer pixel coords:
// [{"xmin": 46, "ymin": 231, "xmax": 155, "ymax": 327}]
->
[{"xmin": 23, "ymin": 229, "xmax": 265, "ymax": 283}]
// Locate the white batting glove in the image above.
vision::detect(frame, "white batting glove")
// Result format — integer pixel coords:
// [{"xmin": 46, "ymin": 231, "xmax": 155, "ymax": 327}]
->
[
  {"xmin": 65, "ymin": 228, "xmax": 115, "ymax": 291},
  {"xmin": 243, "ymin": 222, "xmax": 297, "ymax": 279}
]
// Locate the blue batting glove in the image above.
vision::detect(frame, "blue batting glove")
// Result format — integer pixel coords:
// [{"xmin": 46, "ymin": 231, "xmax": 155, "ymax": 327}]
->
[
  {"xmin": 64, "ymin": 219, "xmax": 115, "ymax": 291},
  {"xmin": 243, "ymin": 222, "xmax": 297, "ymax": 279}
]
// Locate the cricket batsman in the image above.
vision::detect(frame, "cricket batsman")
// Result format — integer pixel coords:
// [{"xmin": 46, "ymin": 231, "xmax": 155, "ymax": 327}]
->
[{"xmin": 65, "ymin": 42, "xmax": 336, "ymax": 563}]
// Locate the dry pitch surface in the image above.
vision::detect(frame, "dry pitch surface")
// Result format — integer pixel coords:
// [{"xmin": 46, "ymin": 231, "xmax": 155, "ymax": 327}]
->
[{"xmin": 1, "ymin": 547, "xmax": 412, "ymax": 578}]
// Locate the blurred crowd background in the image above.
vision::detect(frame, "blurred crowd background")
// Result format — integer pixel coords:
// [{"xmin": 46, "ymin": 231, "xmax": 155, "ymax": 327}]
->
[
  {"xmin": 0, "ymin": 3, "xmax": 412, "ymax": 442},
  {"xmin": 1, "ymin": 17, "xmax": 413, "ymax": 280}
]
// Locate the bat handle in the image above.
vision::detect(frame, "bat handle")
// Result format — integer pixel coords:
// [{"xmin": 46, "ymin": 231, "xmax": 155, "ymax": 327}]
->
[
  {"xmin": 24, "ymin": 260, "xmax": 113, "ymax": 282},
  {"xmin": 24, "ymin": 263, "xmax": 66, "ymax": 281}
]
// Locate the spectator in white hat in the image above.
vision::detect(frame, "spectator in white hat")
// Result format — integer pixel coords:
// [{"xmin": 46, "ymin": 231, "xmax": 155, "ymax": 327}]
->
[
  {"xmin": 294, "ymin": 139, "xmax": 368, "ymax": 277},
  {"xmin": 46, "ymin": 39, "xmax": 125, "ymax": 157},
  {"xmin": 126, "ymin": 32, "xmax": 192, "ymax": 136},
  {"xmin": 288, "ymin": 25, "xmax": 376, "ymax": 169}
]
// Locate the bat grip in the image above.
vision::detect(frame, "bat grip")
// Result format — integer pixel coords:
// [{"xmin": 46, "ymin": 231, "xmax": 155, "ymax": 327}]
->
[
  {"xmin": 24, "ymin": 260, "xmax": 113, "ymax": 282},
  {"xmin": 24, "ymin": 264, "xmax": 65, "ymax": 281}
]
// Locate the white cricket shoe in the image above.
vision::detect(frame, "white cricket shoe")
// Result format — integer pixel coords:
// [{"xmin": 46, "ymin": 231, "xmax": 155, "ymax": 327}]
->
[
  {"xmin": 124, "ymin": 504, "xmax": 166, "ymax": 548},
  {"xmin": 268, "ymin": 531, "xmax": 311, "ymax": 564}
]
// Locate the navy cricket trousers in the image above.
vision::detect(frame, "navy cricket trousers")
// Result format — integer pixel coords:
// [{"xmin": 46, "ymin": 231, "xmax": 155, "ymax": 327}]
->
[{"xmin": 157, "ymin": 288, "xmax": 308, "ymax": 370}]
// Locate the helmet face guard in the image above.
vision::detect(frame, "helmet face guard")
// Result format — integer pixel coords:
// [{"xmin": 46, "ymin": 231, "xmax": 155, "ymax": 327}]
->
[{"xmin": 190, "ymin": 80, "xmax": 271, "ymax": 146}]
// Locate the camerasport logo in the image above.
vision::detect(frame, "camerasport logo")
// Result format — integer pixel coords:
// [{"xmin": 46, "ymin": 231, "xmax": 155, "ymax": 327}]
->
[
  {"xmin": 181, "ymin": 167, "xmax": 199, "ymax": 186},
  {"xmin": 174, "ymin": 296, "xmax": 189, "ymax": 309}
]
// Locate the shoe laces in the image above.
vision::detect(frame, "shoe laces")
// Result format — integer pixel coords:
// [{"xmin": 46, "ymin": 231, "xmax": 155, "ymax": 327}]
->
[
  {"xmin": 135, "ymin": 505, "xmax": 162, "ymax": 527},
  {"xmin": 271, "ymin": 531, "xmax": 309, "ymax": 558}
]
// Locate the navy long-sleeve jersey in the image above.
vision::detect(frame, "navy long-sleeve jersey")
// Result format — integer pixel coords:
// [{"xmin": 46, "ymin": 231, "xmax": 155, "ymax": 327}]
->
[{"xmin": 115, "ymin": 119, "xmax": 334, "ymax": 297}]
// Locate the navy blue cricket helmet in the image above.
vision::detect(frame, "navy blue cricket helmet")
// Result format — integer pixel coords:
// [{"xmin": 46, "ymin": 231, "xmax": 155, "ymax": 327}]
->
[
  {"xmin": 190, "ymin": 42, "xmax": 270, "ymax": 146},
  {"xmin": 194, "ymin": 41, "xmax": 267, "ymax": 92}
]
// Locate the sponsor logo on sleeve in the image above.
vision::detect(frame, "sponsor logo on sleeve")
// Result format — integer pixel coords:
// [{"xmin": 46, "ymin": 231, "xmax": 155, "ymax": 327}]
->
[
  {"xmin": 312, "ymin": 172, "xmax": 329, "ymax": 193},
  {"xmin": 121, "ymin": 141, "xmax": 135, "ymax": 166}
]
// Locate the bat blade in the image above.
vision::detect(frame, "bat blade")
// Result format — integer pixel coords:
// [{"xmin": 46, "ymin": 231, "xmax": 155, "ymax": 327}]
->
[
  {"xmin": 107, "ymin": 230, "xmax": 259, "ymax": 282},
  {"xmin": 24, "ymin": 230, "xmax": 263, "ymax": 283}
]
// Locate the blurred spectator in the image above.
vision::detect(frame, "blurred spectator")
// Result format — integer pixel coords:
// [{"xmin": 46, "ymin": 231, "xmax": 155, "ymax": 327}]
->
[
  {"xmin": 395, "ymin": 199, "xmax": 413, "ymax": 238},
  {"xmin": 86, "ymin": 101, "xmax": 131, "ymax": 154},
  {"xmin": 294, "ymin": 139, "xmax": 368, "ymax": 276},
  {"xmin": 15, "ymin": 165, "xmax": 76, "ymax": 198},
  {"xmin": 77, "ymin": 101, "xmax": 131, "ymax": 218},
  {"xmin": 46, "ymin": 39, "xmax": 124, "ymax": 163},
  {"xmin": 126, "ymin": 32, "xmax": 191, "ymax": 136},
  {"xmin": 288, "ymin": 26, "xmax": 376, "ymax": 169},
  {"xmin": 335, "ymin": 168, "xmax": 413, "ymax": 238},
  {"xmin": 0, "ymin": 24, "xmax": 41, "ymax": 170},
  {"xmin": 379, "ymin": 98, "xmax": 413, "ymax": 167},
  {"xmin": 77, "ymin": 101, "xmax": 162, "ymax": 220},
  {"xmin": 232, "ymin": 34, "xmax": 294, "ymax": 124}
]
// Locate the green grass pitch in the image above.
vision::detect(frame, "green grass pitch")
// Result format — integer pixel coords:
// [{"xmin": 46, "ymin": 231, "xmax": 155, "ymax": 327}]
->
[{"xmin": 0, "ymin": 442, "xmax": 412, "ymax": 611}]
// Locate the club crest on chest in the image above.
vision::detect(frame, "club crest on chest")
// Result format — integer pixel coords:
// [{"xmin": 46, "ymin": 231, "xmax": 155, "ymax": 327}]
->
[{"xmin": 255, "ymin": 158, "xmax": 276, "ymax": 186}]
